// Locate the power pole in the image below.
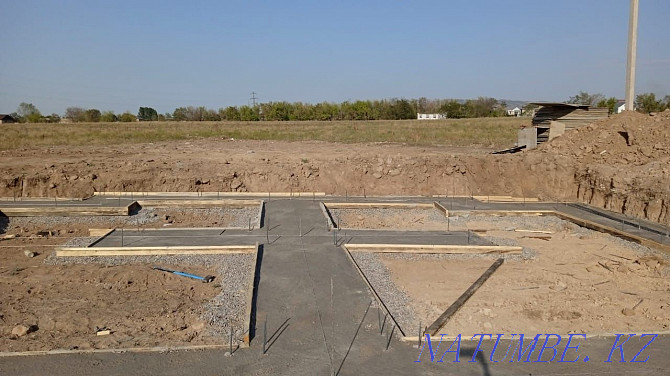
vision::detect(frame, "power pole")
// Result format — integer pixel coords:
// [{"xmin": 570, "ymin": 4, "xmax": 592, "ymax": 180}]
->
[
  {"xmin": 625, "ymin": 0, "xmax": 639, "ymax": 111},
  {"xmin": 250, "ymin": 92, "xmax": 258, "ymax": 107}
]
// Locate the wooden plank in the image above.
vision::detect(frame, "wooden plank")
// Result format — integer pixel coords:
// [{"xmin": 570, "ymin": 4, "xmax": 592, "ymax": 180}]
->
[
  {"xmin": 344, "ymin": 244, "xmax": 522, "ymax": 254},
  {"xmin": 426, "ymin": 258, "xmax": 504, "ymax": 336},
  {"xmin": 433, "ymin": 201, "xmax": 449, "ymax": 217},
  {"xmin": 89, "ymin": 229, "xmax": 114, "ymax": 237},
  {"xmin": 0, "ymin": 205, "xmax": 131, "ymax": 217},
  {"xmin": 449, "ymin": 210, "xmax": 554, "ymax": 217},
  {"xmin": 326, "ymin": 202, "xmax": 434, "ymax": 209},
  {"xmin": 56, "ymin": 245, "xmax": 256, "ymax": 257},
  {"xmin": 472, "ymin": 196, "xmax": 540, "ymax": 202},
  {"xmin": 95, "ymin": 191, "xmax": 326, "ymax": 198},
  {"xmin": 137, "ymin": 199, "xmax": 262, "ymax": 208},
  {"xmin": 0, "ymin": 343, "xmax": 250, "ymax": 357}
]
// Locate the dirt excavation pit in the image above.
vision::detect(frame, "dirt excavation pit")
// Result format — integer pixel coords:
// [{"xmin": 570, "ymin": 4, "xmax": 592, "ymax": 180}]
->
[
  {"xmin": 351, "ymin": 215, "xmax": 670, "ymax": 338},
  {"xmin": 328, "ymin": 206, "xmax": 448, "ymax": 230},
  {"xmin": 0, "ymin": 212, "xmax": 258, "ymax": 353}
]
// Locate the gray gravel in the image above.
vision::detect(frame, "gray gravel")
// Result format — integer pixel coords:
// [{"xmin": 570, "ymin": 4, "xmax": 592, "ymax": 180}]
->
[{"xmin": 45, "ymin": 252, "xmax": 256, "ymax": 342}]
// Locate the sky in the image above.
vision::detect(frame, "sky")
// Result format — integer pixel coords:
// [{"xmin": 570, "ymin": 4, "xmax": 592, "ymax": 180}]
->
[{"xmin": 1, "ymin": 0, "xmax": 669, "ymax": 115}]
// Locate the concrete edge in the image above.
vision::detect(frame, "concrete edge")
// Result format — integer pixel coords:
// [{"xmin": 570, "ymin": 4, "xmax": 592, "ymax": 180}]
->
[
  {"xmin": 319, "ymin": 202, "xmax": 336, "ymax": 231},
  {"xmin": 243, "ymin": 243, "xmax": 259, "ymax": 345},
  {"xmin": 433, "ymin": 201, "xmax": 449, "ymax": 217}
]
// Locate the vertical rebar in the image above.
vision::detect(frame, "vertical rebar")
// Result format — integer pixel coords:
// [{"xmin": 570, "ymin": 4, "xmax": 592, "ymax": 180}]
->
[
  {"xmin": 333, "ymin": 228, "xmax": 337, "ymax": 246},
  {"xmin": 266, "ymin": 219, "xmax": 269, "ymax": 242},
  {"xmin": 467, "ymin": 230, "xmax": 470, "ymax": 245},
  {"xmin": 299, "ymin": 218, "xmax": 302, "ymax": 237},
  {"xmin": 229, "ymin": 327, "xmax": 233, "ymax": 355},
  {"xmin": 121, "ymin": 228, "xmax": 124, "ymax": 247},
  {"xmin": 346, "ymin": 190, "xmax": 348, "ymax": 201},
  {"xmin": 447, "ymin": 216, "xmax": 450, "ymax": 232},
  {"xmin": 364, "ymin": 188, "xmax": 366, "ymax": 198},
  {"xmin": 418, "ymin": 322, "xmax": 422, "ymax": 348},
  {"xmin": 386, "ymin": 324, "xmax": 395, "ymax": 351},
  {"xmin": 54, "ymin": 197, "xmax": 57, "ymax": 207},
  {"xmin": 377, "ymin": 307, "xmax": 382, "ymax": 332},
  {"xmin": 249, "ymin": 218, "xmax": 252, "ymax": 231}
]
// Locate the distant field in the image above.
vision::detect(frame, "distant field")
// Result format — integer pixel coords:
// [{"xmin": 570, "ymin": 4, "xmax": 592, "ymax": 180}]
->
[{"xmin": 0, "ymin": 118, "xmax": 526, "ymax": 151}]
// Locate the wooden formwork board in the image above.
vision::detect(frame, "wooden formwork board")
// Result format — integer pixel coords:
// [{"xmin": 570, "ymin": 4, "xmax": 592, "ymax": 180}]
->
[
  {"xmin": 343, "ymin": 244, "xmax": 522, "ymax": 255},
  {"xmin": 89, "ymin": 228, "xmax": 114, "ymax": 237},
  {"xmin": 95, "ymin": 191, "xmax": 326, "ymax": 198},
  {"xmin": 0, "ymin": 343, "xmax": 250, "ymax": 357},
  {"xmin": 325, "ymin": 202, "xmax": 434, "ymax": 210},
  {"xmin": 433, "ymin": 201, "xmax": 449, "ymax": 217},
  {"xmin": 136, "ymin": 199, "xmax": 262, "ymax": 209},
  {"xmin": 0, "ymin": 204, "xmax": 134, "ymax": 217},
  {"xmin": 56, "ymin": 245, "xmax": 256, "ymax": 257},
  {"xmin": 449, "ymin": 210, "xmax": 554, "ymax": 217}
]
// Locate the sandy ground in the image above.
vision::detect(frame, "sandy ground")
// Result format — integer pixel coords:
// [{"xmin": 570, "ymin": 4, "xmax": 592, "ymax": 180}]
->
[
  {"xmin": 0, "ymin": 211, "xmax": 254, "ymax": 352},
  {"xmin": 368, "ymin": 216, "xmax": 670, "ymax": 337}
]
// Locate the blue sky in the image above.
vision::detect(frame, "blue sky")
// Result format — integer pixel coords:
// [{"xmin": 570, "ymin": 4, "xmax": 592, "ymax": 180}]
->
[{"xmin": 1, "ymin": 0, "xmax": 668, "ymax": 115}]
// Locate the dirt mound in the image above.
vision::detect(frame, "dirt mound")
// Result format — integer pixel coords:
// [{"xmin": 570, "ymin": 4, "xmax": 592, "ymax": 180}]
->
[
  {"xmin": 541, "ymin": 110, "xmax": 670, "ymax": 166},
  {"xmin": 527, "ymin": 110, "xmax": 670, "ymax": 224}
]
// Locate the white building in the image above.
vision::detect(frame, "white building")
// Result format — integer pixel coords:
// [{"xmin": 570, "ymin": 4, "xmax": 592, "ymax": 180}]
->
[
  {"xmin": 417, "ymin": 113, "xmax": 445, "ymax": 120},
  {"xmin": 507, "ymin": 107, "xmax": 523, "ymax": 116}
]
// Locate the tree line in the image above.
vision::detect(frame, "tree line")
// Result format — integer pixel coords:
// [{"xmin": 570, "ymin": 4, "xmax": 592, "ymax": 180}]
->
[{"xmin": 7, "ymin": 93, "xmax": 669, "ymax": 123}]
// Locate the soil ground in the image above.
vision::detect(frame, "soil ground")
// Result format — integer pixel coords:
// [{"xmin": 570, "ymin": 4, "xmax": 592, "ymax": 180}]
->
[
  {"xmin": 374, "ymin": 215, "xmax": 670, "ymax": 337},
  {"xmin": 2, "ymin": 111, "xmax": 669, "ymax": 225},
  {"xmin": 0, "ymin": 211, "xmax": 254, "ymax": 352}
]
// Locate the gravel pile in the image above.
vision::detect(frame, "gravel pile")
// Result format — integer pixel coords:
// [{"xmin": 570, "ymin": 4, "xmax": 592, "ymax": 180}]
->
[{"xmin": 45, "ymin": 252, "xmax": 256, "ymax": 341}]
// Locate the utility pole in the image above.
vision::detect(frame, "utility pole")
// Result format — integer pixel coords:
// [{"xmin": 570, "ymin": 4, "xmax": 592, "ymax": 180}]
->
[
  {"xmin": 625, "ymin": 0, "xmax": 639, "ymax": 112},
  {"xmin": 250, "ymin": 92, "xmax": 258, "ymax": 107}
]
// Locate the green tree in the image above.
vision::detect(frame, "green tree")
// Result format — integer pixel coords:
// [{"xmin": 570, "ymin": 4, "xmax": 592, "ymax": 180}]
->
[
  {"xmin": 84, "ymin": 109, "xmax": 101, "ymax": 122},
  {"xmin": 635, "ymin": 93, "xmax": 667, "ymax": 113},
  {"xmin": 119, "ymin": 112, "xmax": 137, "ymax": 122},
  {"xmin": 220, "ymin": 106, "xmax": 241, "ymax": 121},
  {"xmin": 239, "ymin": 105, "xmax": 259, "ymax": 121},
  {"xmin": 596, "ymin": 97, "xmax": 619, "ymax": 114},
  {"xmin": 567, "ymin": 91, "xmax": 605, "ymax": 106},
  {"xmin": 16, "ymin": 102, "xmax": 42, "ymax": 123},
  {"xmin": 138, "ymin": 107, "xmax": 158, "ymax": 121},
  {"xmin": 100, "ymin": 111, "xmax": 118, "ymax": 122}
]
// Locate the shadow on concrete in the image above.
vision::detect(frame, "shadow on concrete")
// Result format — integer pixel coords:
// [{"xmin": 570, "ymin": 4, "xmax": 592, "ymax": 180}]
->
[
  {"xmin": 249, "ymin": 244, "xmax": 264, "ymax": 342},
  {"xmin": 0, "ymin": 214, "xmax": 8, "ymax": 235},
  {"xmin": 460, "ymin": 348, "xmax": 492, "ymax": 376},
  {"xmin": 265, "ymin": 317, "xmax": 291, "ymax": 353}
]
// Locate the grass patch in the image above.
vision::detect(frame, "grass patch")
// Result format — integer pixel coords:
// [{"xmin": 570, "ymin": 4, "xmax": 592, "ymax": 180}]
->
[{"xmin": 0, "ymin": 118, "xmax": 526, "ymax": 151}]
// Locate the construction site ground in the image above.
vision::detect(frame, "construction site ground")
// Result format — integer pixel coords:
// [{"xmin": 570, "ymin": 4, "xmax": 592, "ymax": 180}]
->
[{"xmin": 0, "ymin": 195, "xmax": 669, "ymax": 375}]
